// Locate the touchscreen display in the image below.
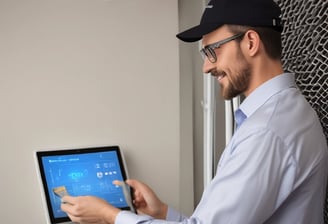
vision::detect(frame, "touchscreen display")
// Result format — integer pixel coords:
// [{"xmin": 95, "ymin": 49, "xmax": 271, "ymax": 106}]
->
[{"xmin": 37, "ymin": 147, "xmax": 129, "ymax": 222}]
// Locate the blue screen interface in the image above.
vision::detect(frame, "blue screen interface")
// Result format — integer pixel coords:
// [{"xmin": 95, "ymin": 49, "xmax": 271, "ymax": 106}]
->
[{"xmin": 41, "ymin": 151, "xmax": 128, "ymax": 218}]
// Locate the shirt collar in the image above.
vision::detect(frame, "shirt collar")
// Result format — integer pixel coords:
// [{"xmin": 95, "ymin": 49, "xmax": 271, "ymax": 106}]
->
[
  {"xmin": 235, "ymin": 108, "xmax": 247, "ymax": 128},
  {"xmin": 239, "ymin": 73, "xmax": 296, "ymax": 119}
]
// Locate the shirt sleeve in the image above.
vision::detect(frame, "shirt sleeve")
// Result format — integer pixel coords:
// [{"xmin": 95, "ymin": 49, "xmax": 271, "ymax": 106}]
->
[
  {"xmin": 166, "ymin": 207, "xmax": 187, "ymax": 221},
  {"xmin": 115, "ymin": 208, "xmax": 196, "ymax": 224},
  {"xmin": 115, "ymin": 211, "xmax": 152, "ymax": 224}
]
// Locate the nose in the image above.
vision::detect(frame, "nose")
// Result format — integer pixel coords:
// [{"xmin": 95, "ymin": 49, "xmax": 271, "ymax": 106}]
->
[{"xmin": 202, "ymin": 58, "xmax": 215, "ymax": 74}]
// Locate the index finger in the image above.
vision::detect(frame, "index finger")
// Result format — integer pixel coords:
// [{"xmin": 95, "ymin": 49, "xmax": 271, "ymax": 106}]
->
[
  {"xmin": 61, "ymin": 195, "xmax": 77, "ymax": 205},
  {"xmin": 125, "ymin": 179, "xmax": 143, "ymax": 189}
]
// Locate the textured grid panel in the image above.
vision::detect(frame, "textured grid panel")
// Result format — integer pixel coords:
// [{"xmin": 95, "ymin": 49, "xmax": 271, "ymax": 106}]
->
[{"xmin": 276, "ymin": 0, "xmax": 328, "ymax": 222}]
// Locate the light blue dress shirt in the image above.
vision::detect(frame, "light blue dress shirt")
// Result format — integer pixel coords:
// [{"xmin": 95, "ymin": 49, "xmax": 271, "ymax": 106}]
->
[{"xmin": 115, "ymin": 73, "xmax": 328, "ymax": 224}]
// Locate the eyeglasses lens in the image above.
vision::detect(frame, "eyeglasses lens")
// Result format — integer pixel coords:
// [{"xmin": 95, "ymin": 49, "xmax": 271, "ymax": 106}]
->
[
  {"xmin": 201, "ymin": 48, "xmax": 216, "ymax": 63},
  {"xmin": 206, "ymin": 48, "xmax": 216, "ymax": 63}
]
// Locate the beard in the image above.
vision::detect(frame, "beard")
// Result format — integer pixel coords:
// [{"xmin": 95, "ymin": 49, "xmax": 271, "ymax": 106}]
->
[{"xmin": 216, "ymin": 50, "xmax": 251, "ymax": 100}]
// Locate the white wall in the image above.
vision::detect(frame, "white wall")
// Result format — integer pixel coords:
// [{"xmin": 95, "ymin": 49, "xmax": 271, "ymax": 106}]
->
[{"xmin": 0, "ymin": 0, "xmax": 194, "ymax": 223}]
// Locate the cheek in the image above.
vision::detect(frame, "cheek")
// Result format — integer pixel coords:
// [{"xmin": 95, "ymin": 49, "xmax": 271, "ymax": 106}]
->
[
  {"xmin": 217, "ymin": 49, "xmax": 241, "ymax": 74},
  {"xmin": 217, "ymin": 50, "xmax": 235, "ymax": 66},
  {"xmin": 224, "ymin": 55, "xmax": 251, "ymax": 89},
  {"xmin": 232, "ymin": 64, "xmax": 251, "ymax": 90}
]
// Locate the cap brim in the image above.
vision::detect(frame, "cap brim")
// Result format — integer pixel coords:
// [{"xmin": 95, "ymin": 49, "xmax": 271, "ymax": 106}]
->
[{"xmin": 176, "ymin": 23, "xmax": 223, "ymax": 42}]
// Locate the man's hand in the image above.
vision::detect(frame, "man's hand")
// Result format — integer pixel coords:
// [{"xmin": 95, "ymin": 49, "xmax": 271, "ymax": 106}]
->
[
  {"xmin": 61, "ymin": 195, "xmax": 120, "ymax": 224},
  {"xmin": 126, "ymin": 179, "xmax": 168, "ymax": 219}
]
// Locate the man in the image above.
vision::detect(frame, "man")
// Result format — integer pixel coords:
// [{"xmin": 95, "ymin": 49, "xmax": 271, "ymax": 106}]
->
[{"xmin": 61, "ymin": 0, "xmax": 328, "ymax": 223}]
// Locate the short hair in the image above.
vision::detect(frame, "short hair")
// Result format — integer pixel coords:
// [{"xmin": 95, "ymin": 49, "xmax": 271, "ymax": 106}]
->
[{"xmin": 227, "ymin": 24, "xmax": 282, "ymax": 60}]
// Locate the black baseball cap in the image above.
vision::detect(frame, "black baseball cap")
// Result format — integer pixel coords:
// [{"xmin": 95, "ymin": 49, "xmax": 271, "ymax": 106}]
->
[{"xmin": 176, "ymin": 0, "xmax": 283, "ymax": 42}]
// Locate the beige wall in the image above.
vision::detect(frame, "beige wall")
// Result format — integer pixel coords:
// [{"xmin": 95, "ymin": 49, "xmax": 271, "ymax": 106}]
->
[
  {"xmin": 177, "ymin": 0, "xmax": 204, "ymax": 207},
  {"xmin": 0, "ymin": 0, "xmax": 195, "ymax": 222},
  {"xmin": 178, "ymin": 0, "xmax": 228, "ymax": 207}
]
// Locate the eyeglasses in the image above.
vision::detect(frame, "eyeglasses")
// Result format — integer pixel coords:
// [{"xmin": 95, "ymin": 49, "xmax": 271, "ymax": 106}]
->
[{"xmin": 200, "ymin": 33, "xmax": 245, "ymax": 63}]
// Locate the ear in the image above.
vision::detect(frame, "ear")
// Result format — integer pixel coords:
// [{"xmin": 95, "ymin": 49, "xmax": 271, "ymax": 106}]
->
[{"xmin": 244, "ymin": 30, "xmax": 260, "ymax": 57}]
